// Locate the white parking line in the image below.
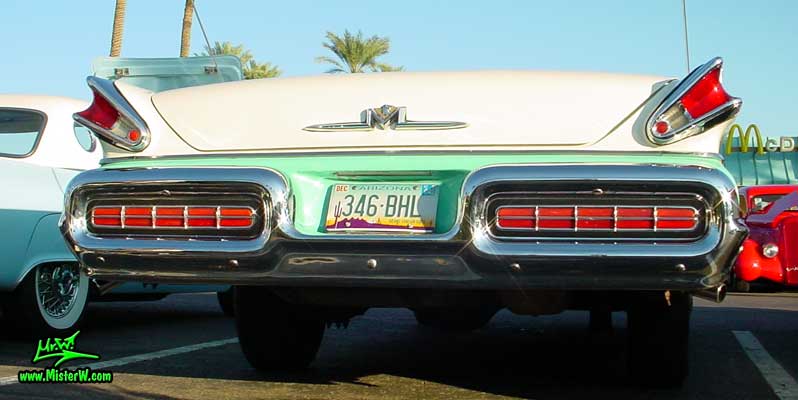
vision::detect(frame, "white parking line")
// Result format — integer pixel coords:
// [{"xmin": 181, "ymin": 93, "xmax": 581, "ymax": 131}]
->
[
  {"xmin": 0, "ymin": 337, "xmax": 238, "ymax": 386},
  {"xmin": 733, "ymin": 330, "xmax": 798, "ymax": 400}
]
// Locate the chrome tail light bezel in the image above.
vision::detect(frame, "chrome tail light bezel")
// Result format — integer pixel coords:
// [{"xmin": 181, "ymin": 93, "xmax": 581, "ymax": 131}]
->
[
  {"xmin": 61, "ymin": 168, "xmax": 285, "ymax": 255},
  {"xmin": 73, "ymin": 76, "xmax": 151, "ymax": 152},
  {"xmin": 646, "ymin": 57, "xmax": 742, "ymax": 145},
  {"xmin": 469, "ymin": 175, "xmax": 726, "ymax": 246},
  {"xmin": 487, "ymin": 190, "xmax": 708, "ymax": 242}
]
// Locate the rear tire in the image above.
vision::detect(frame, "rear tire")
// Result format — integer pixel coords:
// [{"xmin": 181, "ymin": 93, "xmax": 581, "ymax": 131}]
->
[
  {"xmin": 3, "ymin": 263, "xmax": 88, "ymax": 338},
  {"xmin": 217, "ymin": 288, "xmax": 234, "ymax": 317},
  {"xmin": 235, "ymin": 286, "xmax": 325, "ymax": 371},
  {"xmin": 728, "ymin": 267, "xmax": 751, "ymax": 292},
  {"xmin": 589, "ymin": 308, "xmax": 613, "ymax": 333},
  {"xmin": 627, "ymin": 291, "xmax": 691, "ymax": 388},
  {"xmin": 414, "ymin": 308, "xmax": 496, "ymax": 332}
]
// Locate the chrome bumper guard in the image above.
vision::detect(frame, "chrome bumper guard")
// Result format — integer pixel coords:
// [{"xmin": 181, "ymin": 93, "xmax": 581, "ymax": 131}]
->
[{"xmin": 61, "ymin": 164, "xmax": 747, "ymax": 291}]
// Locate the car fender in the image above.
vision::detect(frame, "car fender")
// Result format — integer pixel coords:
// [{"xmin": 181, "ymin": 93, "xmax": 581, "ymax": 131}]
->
[
  {"xmin": 8, "ymin": 213, "xmax": 76, "ymax": 291},
  {"xmin": 735, "ymin": 238, "xmax": 783, "ymax": 283}
]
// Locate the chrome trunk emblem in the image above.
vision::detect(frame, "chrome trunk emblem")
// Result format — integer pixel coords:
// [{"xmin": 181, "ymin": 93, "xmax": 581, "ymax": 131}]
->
[{"xmin": 303, "ymin": 105, "xmax": 468, "ymax": 132}]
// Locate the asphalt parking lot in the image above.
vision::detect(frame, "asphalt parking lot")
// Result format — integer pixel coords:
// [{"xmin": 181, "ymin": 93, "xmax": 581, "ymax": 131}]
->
[{"xmin": 1, "ymin": 292, "xmax": 796, "ymax": 399}]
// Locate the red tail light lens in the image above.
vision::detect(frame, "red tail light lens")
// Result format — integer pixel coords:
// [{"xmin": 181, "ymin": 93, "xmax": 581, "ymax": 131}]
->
[
  {"xmin": 91, "ymin": 207, "xmax": 122, "ymax": 227},
  {"xmin": 679, "ymin": 68, "xmax": 730, "ymax": 118},
  {"xmin": 576, "ymin": 207, "xmax": 613, "ymax": 229},
  {"xmin": 187, "ymin": 207, "xmax": 216, "ymax": 227},
  {"xmin": 90, "ymin": 206, "xmax": 256, "ymax": 231},
  {"xmin": 154, "ymin": 207, "xmax": 184, "ymax": 227},
  {"xmin": 123, "ymin": 207, "xmax": 152, "ymax": 227},
  {"xmin": 77, "ymin": 90, "xmax": 119, "ymax": 129},
  {"xmin": 496, "ymin": 206, "xmax": 698, "ymax": 232},
  {"xmin": 538, "ymin": 207, "xmax": 575, "ymax": 229}
]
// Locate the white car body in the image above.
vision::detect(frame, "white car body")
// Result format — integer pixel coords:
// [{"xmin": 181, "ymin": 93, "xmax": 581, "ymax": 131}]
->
[
  {"xmin": 0, "ymin": 95, "xmax": 227, "ymax": 335},
  {"xmin": 101, "ymin": 69, "xmax": 733, "ymax": 159},
  {"xmin": 0, "ymin": 95, "xmax": 102, "ymax": 169},
  {"xmin": 65, "ymin": 57, "xmax": 746, "ymax": 384}
]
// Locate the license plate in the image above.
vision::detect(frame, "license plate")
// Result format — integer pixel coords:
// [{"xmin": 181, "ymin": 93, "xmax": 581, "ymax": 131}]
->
[{"xmin": 324, "ymin": 183, "xmax": 439, "ymax": 233}]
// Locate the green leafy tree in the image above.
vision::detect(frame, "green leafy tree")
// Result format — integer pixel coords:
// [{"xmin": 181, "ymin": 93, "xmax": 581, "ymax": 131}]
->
[
  {"xmin": 199, "ymin": 41, "xmax": 281, "ymax": 79},
  {"xmin": 243, "ymin": 60, "xmax": 281, "ymax": 79},
  {"xmin": 315, "ymin": 30, "xmax": 403, "ymax": 73}
]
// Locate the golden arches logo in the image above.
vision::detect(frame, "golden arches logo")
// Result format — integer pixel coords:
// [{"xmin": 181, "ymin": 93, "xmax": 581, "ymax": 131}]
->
[{"xmin": 724, "ymin": 124, "xmax": 764, "ymax": 155}]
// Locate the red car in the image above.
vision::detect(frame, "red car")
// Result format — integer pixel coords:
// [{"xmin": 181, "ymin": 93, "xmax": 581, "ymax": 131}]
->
[{"xmin": 734, "ymin": 185, "xmax": 798, "ymax": 290}]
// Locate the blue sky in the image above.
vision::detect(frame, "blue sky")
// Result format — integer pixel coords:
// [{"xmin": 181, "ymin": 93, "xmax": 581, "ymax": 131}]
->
[{"xmin": 1, "ymin": 0, "xmax": 795, "ymax": 136}]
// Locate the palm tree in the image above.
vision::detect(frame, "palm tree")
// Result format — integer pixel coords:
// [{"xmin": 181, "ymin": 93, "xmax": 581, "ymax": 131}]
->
[
  {"xmin": 179, "ymin": 0, "xmax": 194, "ymax": 57},
  {"xmin": 109, "ymin": 0, "xmax": 126, "ymax": 57},
  {"xmin": 243, "ymin": 60, "xmax": 281, "ymax": 79},
  {"xmin": 315, "ymin": 30, "xmax": 403, "ymax": 73},
  {"xmin": 201, "ymin": 42, "xmax": 253, "ymax": 64},
  {"xmin": 198, "ymin": 41, "xmax": 281, "ymax": 79}
]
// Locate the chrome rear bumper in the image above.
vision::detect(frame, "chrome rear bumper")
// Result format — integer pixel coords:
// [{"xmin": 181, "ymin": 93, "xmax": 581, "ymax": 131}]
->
[{"xmin": 61, "ymin": 164, "xmax": 747, "ymax": 291}]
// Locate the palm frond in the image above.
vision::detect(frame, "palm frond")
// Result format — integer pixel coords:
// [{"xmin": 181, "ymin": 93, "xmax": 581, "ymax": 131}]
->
[
  {"xmin": 314, "ymin": 56, "xmax": 344, "ymax": 70},
  {"xmin": 195, "ymin": 41, "xmax": 280, "ymax": 80},
  {"xmin": 316, "ymin": 29, "xmax": 402, "ymax": 74}
]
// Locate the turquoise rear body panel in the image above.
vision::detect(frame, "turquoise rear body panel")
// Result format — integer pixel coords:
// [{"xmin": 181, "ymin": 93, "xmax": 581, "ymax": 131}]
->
[{"xmin": 103, "ymin": 152, "xmax": 732, "ymax": 236}]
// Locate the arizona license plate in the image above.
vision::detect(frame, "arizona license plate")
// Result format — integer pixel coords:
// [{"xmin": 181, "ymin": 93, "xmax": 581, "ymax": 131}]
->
[{"xmin": 325, "ymin": 183, "xmax": 439, "ymax": 233}]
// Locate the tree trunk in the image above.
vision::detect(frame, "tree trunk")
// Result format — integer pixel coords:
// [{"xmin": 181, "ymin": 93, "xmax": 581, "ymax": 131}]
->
[
  {"xmin": 180, "ymin": 0, "xmax": 194, "ymax": 57},
  {"xmin": 109, "ymin": 0, "xmax": 127, "ymax": 57}
]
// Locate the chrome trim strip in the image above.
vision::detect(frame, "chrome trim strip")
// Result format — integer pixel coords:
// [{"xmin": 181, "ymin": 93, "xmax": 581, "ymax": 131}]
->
[
  {"xmin": 62, "ymin": 163, "xmax": 743, "ymax": 261},
  {"xmin": 98, "ymin": 150, "xmax": 725, "ymax": 165},
  {"xmin": 73, "ymin": 76, "xmax": 151, "ymax": 152},
  {"xmin": 646, "ymin": 57, "xmax": 742, "ymax": 145},
  {"xmin": 653, "ymin": 206, "xmax": 658, "ymax": 233},
  {"xmin": 303, "ymin": 105, "xmax": 468, "ymax": 132}
]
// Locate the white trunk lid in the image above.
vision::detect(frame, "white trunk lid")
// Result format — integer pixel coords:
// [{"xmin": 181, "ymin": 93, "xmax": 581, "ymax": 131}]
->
[{"xmin": 151, "ymin": 70, "xmax": 665, "ymax": 152}]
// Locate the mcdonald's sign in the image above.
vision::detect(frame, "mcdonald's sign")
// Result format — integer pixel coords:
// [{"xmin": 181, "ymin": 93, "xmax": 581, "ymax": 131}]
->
[{"xmin": 724, "ymin": 124, "xmax": 797, "ymax": 155}]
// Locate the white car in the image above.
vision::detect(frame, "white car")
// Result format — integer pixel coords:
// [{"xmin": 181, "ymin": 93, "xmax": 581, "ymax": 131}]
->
[
  {"xmin": 0, "ymin": 94, "xmax": 229, "ymax": 336},
  {"xmin": 63, "ymin": 57, "xmax": 746, "ymax": 386},
  {"xmin": 0, "ymin": 95, "xmax": 100, "ymax": 335}
]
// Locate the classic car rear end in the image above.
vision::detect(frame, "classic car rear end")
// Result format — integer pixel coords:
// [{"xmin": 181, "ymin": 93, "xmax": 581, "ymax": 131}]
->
[{"xmin": 63, "ymin": 57, "xmax": 746, "ymax": 386}]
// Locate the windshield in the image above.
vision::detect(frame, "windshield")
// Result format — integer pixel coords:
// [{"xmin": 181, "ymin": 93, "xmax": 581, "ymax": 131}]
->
[
  {"xmin": 91, "ymin": 55, "xmax": 243, "ymax": 92},
  {"xmin": 751, "ymin": 193, "xmax": 798, "ymax": 213}
]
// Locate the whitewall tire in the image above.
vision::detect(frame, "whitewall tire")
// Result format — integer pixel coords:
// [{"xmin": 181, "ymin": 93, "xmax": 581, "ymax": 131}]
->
[{"xmin": 3, "ymin": 263, "xmax": 89, "ymax": 337}]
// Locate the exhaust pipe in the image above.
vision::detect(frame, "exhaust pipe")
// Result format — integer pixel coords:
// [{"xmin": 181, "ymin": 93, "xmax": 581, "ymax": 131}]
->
[{"xmin": 693, "ymin": 284, "xmax": 727, "ymax": 303}]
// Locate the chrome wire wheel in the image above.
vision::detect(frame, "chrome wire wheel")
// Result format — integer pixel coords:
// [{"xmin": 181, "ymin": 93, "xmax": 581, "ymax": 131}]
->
[
  {"xmin": 35, "ymin": 264, "xmax": 84, "ymax": 320},
  {"xmin": 4, "ymin": 262, "xmax": 88, "ymax": 336}
]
